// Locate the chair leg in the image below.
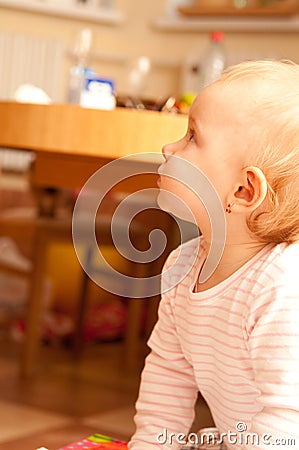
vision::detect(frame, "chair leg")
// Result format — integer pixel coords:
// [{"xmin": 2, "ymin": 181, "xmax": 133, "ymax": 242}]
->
[
  {"xmin": 73, "ymin": 270, "xmax": 90, "ymax": 360},
  {"xmin": 122, "ymin": 260, "xmax": 151, "ymax": 372},
  {"xmin": 20, "ymin": 227, "xmax": 47, "ymax": 377},
  {"xmin": 123, "ymin": 297, "xmax": 144, "ymax": 372}
]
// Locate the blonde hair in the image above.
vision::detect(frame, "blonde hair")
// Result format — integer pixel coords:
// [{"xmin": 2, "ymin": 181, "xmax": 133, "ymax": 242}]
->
[{"xmin": 220, "ymin": 59, "xmax": 299, "ymax": 245}]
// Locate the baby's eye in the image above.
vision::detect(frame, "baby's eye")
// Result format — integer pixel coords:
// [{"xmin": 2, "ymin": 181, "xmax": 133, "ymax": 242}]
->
[{"xmin": 187, "ymin": 129, "xmax": 196, "ymax": 142}]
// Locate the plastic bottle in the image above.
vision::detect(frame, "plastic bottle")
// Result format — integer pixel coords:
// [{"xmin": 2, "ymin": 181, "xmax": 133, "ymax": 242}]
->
[
  {"xmin": 180, "ymin": 50, "xmax": 201, "ymax": 104},
  {"xmin": 199, "ymin": 30, "xmax": 227, "ymax": 91},
  {"xmin": 67, "ymin": 28, "xmax": 94, "ymax": 104}
]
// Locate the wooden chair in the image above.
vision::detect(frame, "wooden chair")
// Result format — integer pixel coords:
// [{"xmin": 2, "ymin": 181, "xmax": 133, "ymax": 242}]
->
[
  {"xmin": 0, "ymin": 183, "xmax": 175, "ymax": 376},
  {"xmin": 72, "ymin": 185, "xmax": 181, "ymax": 364}
]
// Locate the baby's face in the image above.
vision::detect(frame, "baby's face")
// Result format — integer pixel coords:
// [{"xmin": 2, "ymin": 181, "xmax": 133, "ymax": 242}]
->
[{"xmin": 157, "ymin": 81, "xmax": 254, "ymax": 234}]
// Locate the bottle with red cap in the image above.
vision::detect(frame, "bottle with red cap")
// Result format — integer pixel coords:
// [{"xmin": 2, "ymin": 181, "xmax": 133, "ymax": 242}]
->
[{"xmin": 199, "ymin": 30, "xmax": 227, "ymax": 91}]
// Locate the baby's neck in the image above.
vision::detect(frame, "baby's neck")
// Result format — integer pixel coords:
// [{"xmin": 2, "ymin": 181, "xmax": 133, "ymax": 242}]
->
[{"xmin": 195, "ymin": 239, "xmax": 267, "ymax": 292}]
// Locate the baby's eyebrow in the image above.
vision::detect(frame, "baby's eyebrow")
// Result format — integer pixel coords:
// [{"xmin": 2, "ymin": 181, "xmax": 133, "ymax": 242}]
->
[
  {"xmin": 189, "ymin": 117, "xmax": 202, "ymax": 135},
  {"xmin": 188, "ymin": 116, "xmax": 196, "ymax": 128}
]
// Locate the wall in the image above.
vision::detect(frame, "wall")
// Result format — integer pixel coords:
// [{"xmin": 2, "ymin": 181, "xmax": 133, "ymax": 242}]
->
[{"xmin": 0, "ymin": 1, "xmax": 298, "ymax": 100}]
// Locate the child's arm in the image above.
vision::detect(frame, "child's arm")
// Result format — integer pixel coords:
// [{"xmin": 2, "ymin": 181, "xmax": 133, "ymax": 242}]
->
[
  {"xmin": 129, "ymin": 251, "xmax": 199, "ymax": 450},
  {"xmin": 246, "ymin": 258, "xmax": 299, "ymax": 449}
]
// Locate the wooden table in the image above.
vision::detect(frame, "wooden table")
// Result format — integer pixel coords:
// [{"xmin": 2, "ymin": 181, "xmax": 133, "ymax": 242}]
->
[
  {"xmin": 0, "ymin": 102, "xmax": 188, "ymax": 376},
  {"xmin": 0, "ymin": 102, "xmax": 187, "ymax": 189}
]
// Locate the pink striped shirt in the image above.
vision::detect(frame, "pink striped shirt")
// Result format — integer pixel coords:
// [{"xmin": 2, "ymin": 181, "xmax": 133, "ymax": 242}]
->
[{"xmin": 129, "ymin": 237, "xmax": 299, "ymax": 450}]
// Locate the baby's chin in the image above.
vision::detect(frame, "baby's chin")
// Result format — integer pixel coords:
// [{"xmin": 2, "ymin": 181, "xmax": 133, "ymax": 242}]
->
[{"xmin": 157, "ymin": 189, "xmax": 197, "ymax": 224}]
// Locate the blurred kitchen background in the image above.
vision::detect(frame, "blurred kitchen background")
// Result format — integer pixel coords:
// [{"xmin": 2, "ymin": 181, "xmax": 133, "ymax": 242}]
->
[
  {"xmin": 0, "ymin": 0, "xmax": 298, "ymax": 448},
  {"xmin": 0, "ymin": 0, "xmax": 298, "ymax": 104}
]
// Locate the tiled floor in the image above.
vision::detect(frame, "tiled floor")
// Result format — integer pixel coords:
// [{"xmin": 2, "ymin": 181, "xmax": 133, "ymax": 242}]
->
[
  {"xmin": 0, "ymin": 337, "xmax": 139, "ymax": 449},
  {"xmin": 0, "ymin": 336, "xmax": 214, "ymax": 450}
]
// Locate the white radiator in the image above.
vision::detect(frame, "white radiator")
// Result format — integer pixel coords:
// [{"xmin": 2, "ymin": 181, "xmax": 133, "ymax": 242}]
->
[
  {"xmin": 0, "ymin": 32, "xmax": 66, "ymax": 172},
  {"xmin": 0, "ymin": 32, "xmax": 65, "ymax": 102}
]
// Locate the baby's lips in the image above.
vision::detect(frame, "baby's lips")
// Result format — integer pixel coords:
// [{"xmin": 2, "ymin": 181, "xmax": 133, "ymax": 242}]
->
[{"xmin": 157, "ymin": 164, "xmax": 165, "ymax": 176}]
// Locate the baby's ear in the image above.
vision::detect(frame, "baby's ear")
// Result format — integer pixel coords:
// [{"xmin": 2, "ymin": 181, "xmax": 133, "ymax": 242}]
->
[{"xmin": 233, "ymin": 166, "xmax": 267, "ymax": 212}]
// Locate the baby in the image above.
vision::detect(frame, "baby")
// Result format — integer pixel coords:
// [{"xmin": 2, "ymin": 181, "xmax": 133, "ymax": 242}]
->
[{"xmin": 128, "ymin": 60, "xmax": 299, "ymax": 450}]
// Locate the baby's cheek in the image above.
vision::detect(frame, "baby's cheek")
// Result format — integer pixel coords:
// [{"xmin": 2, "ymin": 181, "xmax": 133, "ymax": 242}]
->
[{"xmin": 157, "ymin": 182, "xmax": 200, "ymax": 225}]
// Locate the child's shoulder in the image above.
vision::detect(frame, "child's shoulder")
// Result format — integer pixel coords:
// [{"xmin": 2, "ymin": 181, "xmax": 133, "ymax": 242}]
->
[
  {"xmin": 253, "ymin": 241, "xmax": 299, "ymax": 293},
  {"xmin": 265, "ymin": 241, "xmax": 298, "ymax": 270},
  {"xmin": 276, "ymin": 241, "xmax": 299, "ymax": 281},
  {"xmin": 246, "ymin": 242, "xmax": 299, "ymax": 325},
  {"xmin": 280, "ymin": 240, "xmax": 299, "ymax": 260}
]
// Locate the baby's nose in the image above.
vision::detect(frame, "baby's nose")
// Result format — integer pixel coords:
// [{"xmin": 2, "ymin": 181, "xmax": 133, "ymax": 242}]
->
[{"xmin": 162, "ymin": 142, "xmax": 174, "ymax": 161}]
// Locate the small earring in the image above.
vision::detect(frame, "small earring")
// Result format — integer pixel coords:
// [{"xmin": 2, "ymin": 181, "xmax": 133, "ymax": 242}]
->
[{"xmin": 226, "ymin": 203, "xmax": 233, "ymax": 214}]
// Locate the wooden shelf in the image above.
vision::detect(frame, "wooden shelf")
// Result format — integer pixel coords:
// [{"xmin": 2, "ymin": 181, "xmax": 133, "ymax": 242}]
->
[
  {"xmin": 0, "ymin": 0, "xmax": 125, "ymax": 25},
  {"xmin": 153, "ymin": 14, "xmax": 299, "ymax": 32},
  {"xmin": 178, "ymin": 0, "xmax": 299, "ymax": 17}
]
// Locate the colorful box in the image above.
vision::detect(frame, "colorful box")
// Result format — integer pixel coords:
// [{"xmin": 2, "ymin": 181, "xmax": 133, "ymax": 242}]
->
[{"xmin": 57, "ymin": 433, "xmax": 128, "ymax": 450}]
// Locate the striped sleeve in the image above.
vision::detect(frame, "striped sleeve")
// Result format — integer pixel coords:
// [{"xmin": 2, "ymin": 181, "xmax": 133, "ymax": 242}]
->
[
  {"xmin": 244, "ymin": 260, "xmax": 299, "ymax": 449},
  {"xmin": 128, "ymin": 248, "xmax": 199, "ymax": 450}
]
